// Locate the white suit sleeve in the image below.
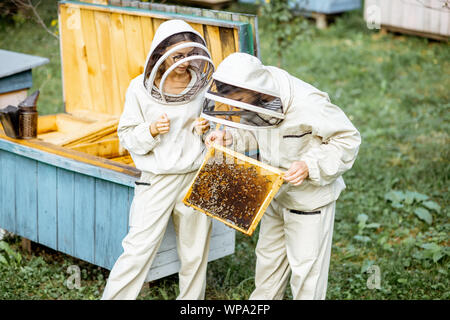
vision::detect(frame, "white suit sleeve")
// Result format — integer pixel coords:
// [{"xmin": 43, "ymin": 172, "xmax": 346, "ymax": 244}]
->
[
  {"xmin": 299, "ymin": 92, "xmax": 361, "ymax": 187},
  {"xmin": 117, "ymin": 85, "xmax": 161, "ymax": 155}
]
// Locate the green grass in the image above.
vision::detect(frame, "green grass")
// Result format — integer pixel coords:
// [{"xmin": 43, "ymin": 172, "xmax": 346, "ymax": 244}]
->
[{"xmin": 0, "ymin": 1, "xmax": 449, "ymax": 300}]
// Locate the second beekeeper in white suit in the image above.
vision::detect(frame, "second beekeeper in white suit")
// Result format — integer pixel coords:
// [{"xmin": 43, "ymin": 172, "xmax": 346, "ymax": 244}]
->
[
  {"xmin": 204, "ymin": 52, "xmax": 361, "ymax": 300},
  {"xmin": 101, "ymin": 19, "xmax": 215, "ymax": 300}
]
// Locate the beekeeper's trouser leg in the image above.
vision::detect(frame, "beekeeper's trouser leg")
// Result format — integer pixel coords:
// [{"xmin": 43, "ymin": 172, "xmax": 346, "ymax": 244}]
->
[
  {"xmin": 101, "ymin": 171, "xmax": 212, "ymax": 300},
  {"xmin": 249, "ymin": 199, "xmax": 336, "ymax": 300}
]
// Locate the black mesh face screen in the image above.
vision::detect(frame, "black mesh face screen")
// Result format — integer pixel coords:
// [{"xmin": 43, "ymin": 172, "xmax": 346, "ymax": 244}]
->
[
  {"xmin": 145, "ymin": 41, "xmax": 214, "ymax": 104},
  {"xmin": 209, "ymin": 80, "xmax": 283, "ymax": 115},
  {"xmin": 201, "ymin": 79, "xmax": 284, "ymax": 129},
  {"xmin": 201, "ymin": 98, "xmax": 284, "ymax": 129}
]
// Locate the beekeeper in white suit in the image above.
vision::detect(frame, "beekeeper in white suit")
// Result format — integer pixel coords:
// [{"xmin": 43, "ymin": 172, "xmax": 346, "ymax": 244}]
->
[
  {"xmin": 101, "ymin": 19, "xmax": 214, "ymax": 300},
  {"xmin": 204, "ymin": 52, "xmax": 361, "ymax": 300}
]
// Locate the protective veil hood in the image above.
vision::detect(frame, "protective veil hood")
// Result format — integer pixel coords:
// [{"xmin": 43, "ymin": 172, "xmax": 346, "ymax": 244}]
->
[
  {"xmin": 143, "ymin": 19, "xmax": 214, "ymax": 104},
  {"xmin": 213, "ymin": 52, "xmax": 280, "ymax": 98},
  {"xmin": 201, "ymin": 52, "xmax": 294, "ymax": 130}
]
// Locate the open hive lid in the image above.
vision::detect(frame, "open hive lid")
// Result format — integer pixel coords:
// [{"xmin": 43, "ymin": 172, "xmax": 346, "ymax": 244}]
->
[
  {"xmin": 58, "ymin": 0, "xmax": 258, "ymax": 118},
  {"xmin": 183, "ymin": 144, "xmax": 284, "ymax": 236}
]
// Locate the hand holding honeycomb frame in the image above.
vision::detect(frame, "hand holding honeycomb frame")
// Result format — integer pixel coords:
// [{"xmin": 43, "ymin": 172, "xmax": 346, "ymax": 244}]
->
[{"xmin": 183, "ymin": 144, "xmax": 284, "ymax": 236}]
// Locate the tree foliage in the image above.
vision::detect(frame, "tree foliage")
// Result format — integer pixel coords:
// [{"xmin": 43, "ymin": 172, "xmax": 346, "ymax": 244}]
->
[{"xmin": 260, "ymin": 0, "xmax": 312, "ymax": 66}]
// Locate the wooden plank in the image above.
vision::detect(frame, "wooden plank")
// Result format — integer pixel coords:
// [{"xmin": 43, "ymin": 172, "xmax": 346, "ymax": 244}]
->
[
  {"xmin": 440, "ymin": 4, "xmax": 449, "ymax": 36},
  {"xmin": 94, "ymin": 178, "xmax": 113, "ymax": 268},
  {"xmin": 219, "ymin": 26, "xmax": 236, "ymax": 61},
  {"xmin": 417, "ymin": 0, "xmax": 426, "ymax": 32},
  {"xmin": 37, "ymin": 162, "xmax": 57, "ymax": 248},
  {"xmin": 403, "ymin": 0, "xmax": 415, "ymax": 31},
  {"xmin": 80, "ymin": 9, "xmax": 106, "ymax": 114},
  {"xmin": 63, "ymin": 126, "xmax": 119, "ymax": 147},
  {"xmin": 15, "ymin": 156, "xmax": 38, "ymax": 241},
  {"xmin": 203, "ymin": 25, "xmax": 223, "ymax": 68},
  {"xmin": 0, "ymin": 133, "xmax": 140, "ymax": 185},
  {"xmin": 37, "ymin": 115, "xmax": 57, "ymax": 134},
  {"xmin": 423, "ymin": 0, "xmax": 431, "ymax": 35},
  {"xmin": 381, "ymin": 24, "xmax": 449, "ymax": 41},
  {"xmin": 94, "ymin": 10, "xmax": 123, "ymax": 116},
  {"xmin": 57, "ymin": 168, "xmax": 75, "ymax": 255},
  {"xmin": 54, "ymin": 113, "xmax": 93, "ymax": 134},
  {"xmin": 110, "ymin": 12, "xmax": 131, "ymax": 110},
  {"xmin": 388, "ymin": 0, "xmax": 399, "ymax": 27},
  {"xmin": 74, "ymin": 174, "xmax": 95, "ymax": 263},
  {"xmin": 109, "ymin": 155, "xmax": 134, "ymax": 165},
  {"xmin": 59, "ymin": 5, "xmax": 82, "ymax": 113},
  {"xmin": 0, "ymin": 89, "xmax": 28, "ymax": 110},
  {"xmin": 60, "ymin": 5, "xmax": 93, "ymax": 113},
  {"xmin": 429, "ymin": 0, "xmax": 441, "ymax": 35},
  {"xmin": 0, "ymin": 151, "xmax": 16, "ymax": 233},
  {"xmin": 80, "ymin": 0, "xmax": 108, "ymax": 4},
  {"xmin": 45, "ymin": 119, "xmax": 118, "ymax": 147},
  {"xmin": 123, "ymin": 13, "xmax": 147, "ymax": 78},
  {"xmin": 68, "ymin": 109, "xmax": 119, "ymax": 122},
  {"xmin": 0, "ymin": 49, "xmax": 48, "ymax": 79},
  {"xmin": 61, "ymin": 1, "xmax": 249, "ymax": 29},
  {"xmin": 152, "ymin": 17, "xmax": 167, "ymax": 33},
  {"xmin": 70, "ymin": 138, "xmax": 124, "ymax": 158},
  {"xmin": 175, "ymin": 5, "xmax": 202, "ymax": 16},
  {"xmin": 233, "ymin": 28, "xmax": 240, "ymax": 53},
  {"xmin": 140, "ymin": 16, "xmax": 154, "ymax": 57},
  {"xmin": 73, "ymin": 5, "xmax": 94, "ymax": 111},
  {"xmin": 374, "ymin": 0, "xmax": 391, "ymax": 24},
  {"xmin": 236, "ymin": 14, "xmax": 259, "ymax": 57},
  {"xmin": 127, "ymin": 187, "xmax": 134, "ymax": 227},
  {"xmin": 110, "ymin": 183, "xmax": 131, "ymax": 264},
  {"xmin": 0, "ymin": 71, "xmax": 32, "ymax": 96},
  {"xmin": 189, "ymin": 22, "xmax": 205, "ymax": 38}
]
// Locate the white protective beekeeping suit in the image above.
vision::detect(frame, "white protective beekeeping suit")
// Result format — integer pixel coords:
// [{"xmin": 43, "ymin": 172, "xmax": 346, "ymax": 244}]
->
[
  {"xmin": 102, "ymin": 19, "xmax": 215, "ymax": 300},
  {"xmin": 202, "ymin": 52, "xmax": 361, "ymax": 299}
]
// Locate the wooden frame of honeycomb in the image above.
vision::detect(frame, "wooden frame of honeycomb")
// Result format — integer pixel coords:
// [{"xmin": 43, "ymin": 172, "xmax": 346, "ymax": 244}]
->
[{"xmin": 183, "ymin": 144, "xmax": 284, "ymax": 236}]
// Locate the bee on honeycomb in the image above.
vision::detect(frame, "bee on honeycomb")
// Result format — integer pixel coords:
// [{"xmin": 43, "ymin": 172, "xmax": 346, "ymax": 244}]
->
[{"xmin": 187, "ymin": 153, "xmax": 272, "ymax": 231}]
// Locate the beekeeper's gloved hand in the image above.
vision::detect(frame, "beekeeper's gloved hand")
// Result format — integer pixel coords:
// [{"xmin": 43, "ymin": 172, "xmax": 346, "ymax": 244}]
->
[
  {"xmin": 284, "ymin": 161, "xmax": 309, "ymax": 186},
  {"xmin": 205, "ymin": 129, "xmax": 233, "ymax": 148},
  {"xmin": 150, "ymin": 113, "xmax": 170, "ymax": 137},
  {"xmin": 194, "ymin": 117, "xmax": 210, "ymax": 135}
]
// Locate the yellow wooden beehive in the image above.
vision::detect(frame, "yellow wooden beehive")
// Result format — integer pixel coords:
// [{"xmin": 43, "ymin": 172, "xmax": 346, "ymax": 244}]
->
[{"xmin": 183, "ymin": 144, "xmax": 284, "ymax": 236}]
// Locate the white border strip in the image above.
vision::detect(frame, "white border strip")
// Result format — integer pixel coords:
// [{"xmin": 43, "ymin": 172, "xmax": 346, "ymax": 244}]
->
[
  {"xmin": 201, "ymin": 112, "xmax": 277, "ymax": 131},
  {"xmin": 213, "ymin": 73, "xmax": 280, "ymax": 98},
  {"xmin": 205, "ymin": 92, "xmax": 285, "ymax": 120}
]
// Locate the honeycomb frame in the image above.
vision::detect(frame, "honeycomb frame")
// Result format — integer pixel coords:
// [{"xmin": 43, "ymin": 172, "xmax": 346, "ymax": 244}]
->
[{"xmin": 183, "ymin": 144, "xmax": 284, "ymax": 236}]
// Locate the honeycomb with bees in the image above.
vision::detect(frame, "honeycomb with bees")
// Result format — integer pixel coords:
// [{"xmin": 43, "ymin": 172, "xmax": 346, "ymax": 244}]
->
[{"xmin": 183, "ymin": 144, "xmax": 284, "ymax": 236}]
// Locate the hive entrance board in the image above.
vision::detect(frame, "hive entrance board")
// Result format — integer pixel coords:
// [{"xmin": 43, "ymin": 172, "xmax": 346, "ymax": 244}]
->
[{"xmin": 183, "ymin": 144, "xmax": 284, "ymax": 236}]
